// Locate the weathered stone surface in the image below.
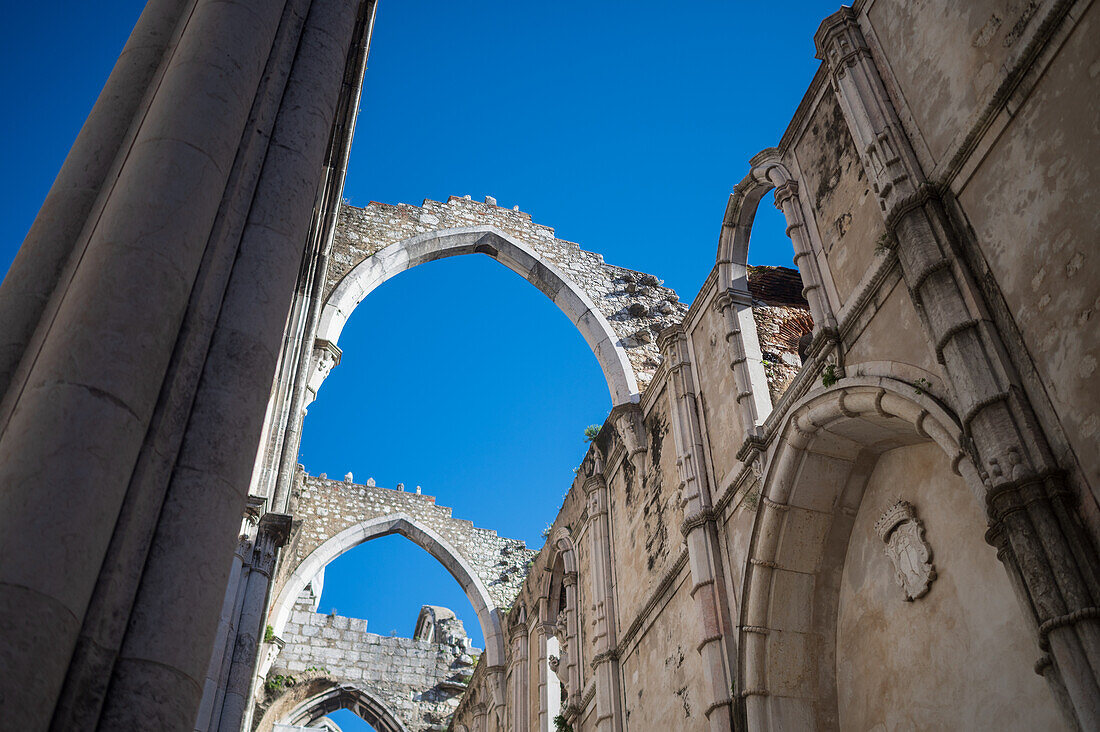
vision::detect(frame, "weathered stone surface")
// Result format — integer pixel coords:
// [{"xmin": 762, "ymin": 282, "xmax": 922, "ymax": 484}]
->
[
  {"xmin": 326, "ymin": 196, "xmax": 688, "ymax": 391},
  {"xmin": 277, "ymin": 471, "xmax": 534, "ymax": 613},
  {"xmin": 258, "ymin": 601, "xmax": 476, "ymax": 731}
]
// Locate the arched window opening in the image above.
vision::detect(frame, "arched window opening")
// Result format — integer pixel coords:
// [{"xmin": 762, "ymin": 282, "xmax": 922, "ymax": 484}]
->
[
  {"xmin": 325, "ymin": 708, "xmax": 380, "ymax": 731},
  {"xmin": 315, "ymin": 534, "xmax": 484, "ymax": 648},
  {"xmin": 746, "ymin": 187, "xmax": 816, "ymax": 404}
]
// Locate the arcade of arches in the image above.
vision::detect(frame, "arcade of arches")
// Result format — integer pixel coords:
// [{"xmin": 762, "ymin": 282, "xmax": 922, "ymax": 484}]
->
[{"xmin": 0, "ymin": 1, "xmax": 1097, "ymax": 732}]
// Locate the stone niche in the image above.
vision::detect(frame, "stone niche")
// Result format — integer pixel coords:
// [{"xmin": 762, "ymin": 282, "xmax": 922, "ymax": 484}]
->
[{"xmin": 836, "ymin": 443, "xmax": 1065, "ymax": 731}]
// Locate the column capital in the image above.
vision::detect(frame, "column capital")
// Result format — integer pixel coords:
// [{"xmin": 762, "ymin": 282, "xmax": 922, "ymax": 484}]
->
[{"xmin": 772, "ymin": 179, "xmax": 800, "ymax": 208}]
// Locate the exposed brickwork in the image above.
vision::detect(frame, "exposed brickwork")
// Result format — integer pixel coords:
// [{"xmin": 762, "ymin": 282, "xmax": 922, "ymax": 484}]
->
[
  {"xmin": 749, "ymin": 266, "xmax": 813, "ymax": 403},
  {"xmin": 330, "ymin": 196, "xmax": 688, "ymax": 387}
]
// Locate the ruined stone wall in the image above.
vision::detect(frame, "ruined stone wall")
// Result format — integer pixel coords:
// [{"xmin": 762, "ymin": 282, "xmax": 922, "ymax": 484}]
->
[
  {"xmin": 450, "ymin": 2, "xmax": 1096, "ymax": 730},
  {"xmin": 257, "ymin": 601, "xmax": 476, "ymax": 731},
  {"xmin": 275, "ymin": 471, "xmax": 534, "ymax": 613},
  {"xmin": 329, "ymin": 196, "xmax": 688, "ymax": 387}
]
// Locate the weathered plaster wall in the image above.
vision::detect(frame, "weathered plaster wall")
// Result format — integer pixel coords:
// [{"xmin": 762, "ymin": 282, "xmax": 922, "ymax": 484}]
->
[
  {"xmin": 843, "ymin": 277, "xmax": 944, "ymax": 378},
  {"xmin": 608, "ymin": 396, "xmax": 681, "ymax": 619},
  {"xmin": 836, "ymin": 443, "xmax": 1065, "ymax": 730},
  {"xmin": 866, "ymin": 0, "xmax": 1050, "ymax": 166},
  {"xmin": 790, "ymin": 90, "xmax": 878, "ymax": 305},
  {"xmin": 953, "ymin": 1, "xmax": 1100, "ymax": 490},
  {"xmin": 619, "ymin": 574, "xmax": 709, "ymax": 729}
]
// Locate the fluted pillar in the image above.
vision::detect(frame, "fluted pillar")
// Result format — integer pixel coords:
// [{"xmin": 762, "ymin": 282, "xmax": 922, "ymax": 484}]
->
[
  {"xmin": 0, "ymin": 0, "xmax": 190, "ymax": 397},
  {"xmin": 584, "ymin": 470, "xmax": 624, "ymax": 732},
  {"xmin": 508, "ymin": 621, "xmax": 530, "ymax": 731},
  {"xmin": 659, "ymin": 327, "xmax": 735, "ymax": 731},
  {"xmin": 816, "ymin": 8, "xmax": 1100, "ymax": 728},
  {"xmin": 0, "ymin": 1, "xmax": 374, "ymax": 729},
  {"xmin": 217, "ymin": 514, "xmax": 292, "ymax": 732},
  {"xmin": 714, "ymin": 287, "xmax": 773, "ymax": 434}
]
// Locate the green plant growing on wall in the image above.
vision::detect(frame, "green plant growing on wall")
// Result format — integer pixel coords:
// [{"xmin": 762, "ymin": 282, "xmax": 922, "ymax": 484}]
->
[
  {"xmin": 541, "ymin": 523, "xmax": 553, "ymax": 540},
  {"xmin": 554, "ymin": 714, "xmax": 574, "ymax": 732},
  {"xmin": 913, "ymin": 377, "xmax": 932, "ymax": 396},
  {"xmin": 583, "ymin": 424, "xmax": 601, "ymax": 442},
  {"xmin": 264, "ymin": 624, "xmax": 275, "ymax": 644},
  {"xmin": 264, "ymin": 674, "xmax": 295, "ymax": 695},
  {"xmin": 743, "ymin": 488, "xmax": 760, "ymax": 511},
  {"xmin": 821, "ymin": 363, "xmax": 838, "ymax": 388}
]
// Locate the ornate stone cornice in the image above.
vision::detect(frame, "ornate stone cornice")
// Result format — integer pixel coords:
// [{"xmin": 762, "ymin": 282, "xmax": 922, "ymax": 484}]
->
[
  {"xmin": 582, "ymin": 473, "xmax": 606, "ymax": 495},
  {"xmin": 258, "ymin": 512, "xmax": 293, "ymax": 547},
  {"xmin": 312, "ymin": 337, "xmax": 342, "ymax": 366},
  {"xmin": 813, "ymin": 6, "xmax": 872, "ymax": 74}
]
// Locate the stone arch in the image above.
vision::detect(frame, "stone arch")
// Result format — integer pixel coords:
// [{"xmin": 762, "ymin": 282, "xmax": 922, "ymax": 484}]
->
[
  {"xmin": 317, "ymin": 225, "xmax": 640, "ymax": 404},
  {"xmin": 541, "ymin": 528, "xmax": 582, "ymax": 716},
  {"xmin": 270, "ymin": 512, "xmax": 508, "ymax": 667},
  {"xmin": 716, "ymin": 150, "xmax": 835, "ymax": 331},
  {"xmin": 738, "ymin": 375, "xmax": 1061, "ymax": 729},
  {"xmin": 278, "ymin": 684, "xmax": 410, "ymax": 732},
  {"xmin": 713, "ymin": 150, "xmax": 837, "ymax": 430}
]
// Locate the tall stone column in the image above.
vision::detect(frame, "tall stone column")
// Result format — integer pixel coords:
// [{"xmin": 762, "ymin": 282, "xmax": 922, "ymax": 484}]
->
[
  {"xmin": 0, "ymin": 1, "xmax": 374, "ymax": 729},
  {"xmin": 714, "ymin": 287, "xmax": 773, "ymax": 436},
  {"xmin": 584, "ymin": 470, "xmax": 624, "ymax": 732},
  {"xmin": 561, "ymin": 571, "xmax": 583, "ymax": 713},
  {"xmin": 815, "ymin": 8, "xmax": 1100, "ymax": 728},
  {"xmin": 216, "ymin": 514, "xmax": 292, "ymax": 732},
  {"xmin": 536, "ymin": 620, "xmax": 552, "ymax": 731},
  {"xmin": 195, "ymin": 497, "xmax": 265, "ymax": 731},
  {"xmin": 508, "ymin": 621, "xmax": 530, "ymax": 730},
  {"xmin": 659, "ymin": 327, "xmax": 735, "ymax": 731},
  {"xmin": 0, "ymin": 0, "xmax": 190, "ymax": 397}
]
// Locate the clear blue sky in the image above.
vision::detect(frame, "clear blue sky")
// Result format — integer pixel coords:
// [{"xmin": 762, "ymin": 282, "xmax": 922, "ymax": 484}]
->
[{"xmin": 0, "ymin": 2, "xmax": 839, "ymax": 729}]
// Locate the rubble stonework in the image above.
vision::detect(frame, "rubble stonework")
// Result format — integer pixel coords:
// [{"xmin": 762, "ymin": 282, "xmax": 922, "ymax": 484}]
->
[
  {"xmin": 257, "ymin": 601, "xmax": 477, "ymax": 731},
  {"xmin": 328, "ymin": 196, "xmax": 688, "ymax": 388},
  {"xmin": 276, "ymin": 471, "xmax": 534, "ymax": 611}
]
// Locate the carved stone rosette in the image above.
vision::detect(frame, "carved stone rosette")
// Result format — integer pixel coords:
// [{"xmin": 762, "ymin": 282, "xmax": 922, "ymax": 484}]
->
[{"xmin": 874, "ymin": 501, "xmax": 936, "ymax": 601}]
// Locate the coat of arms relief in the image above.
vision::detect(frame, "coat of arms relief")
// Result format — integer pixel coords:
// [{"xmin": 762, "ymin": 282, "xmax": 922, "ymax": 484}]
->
[{"xmin": 874, "ymin": 500, "xmax": 936, "ymax": 601}]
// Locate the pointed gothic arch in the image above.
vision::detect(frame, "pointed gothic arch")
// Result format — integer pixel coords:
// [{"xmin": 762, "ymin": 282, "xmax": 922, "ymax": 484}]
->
[
  {"xmin": 275, "ymin": 684, "xmax": 409, "ymax": 732},
  {"xmin": 269, "ymin": 513, "xmax": 507, "ymax": 668},
  {"xmin": 315, "ymin": 226, "xmax": 642, "ymax": 405}
]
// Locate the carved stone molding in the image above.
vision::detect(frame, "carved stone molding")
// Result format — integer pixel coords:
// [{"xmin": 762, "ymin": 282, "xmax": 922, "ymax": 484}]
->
[{"xmin": 875, "ymin": 501, "xmax": 936, "ymax": 601}]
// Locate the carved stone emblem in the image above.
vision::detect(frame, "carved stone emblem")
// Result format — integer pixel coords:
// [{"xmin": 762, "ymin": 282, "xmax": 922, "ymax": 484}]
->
[{"xmin": 874, "ymin": 500, "xmax": 935, "ymax": 601}]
